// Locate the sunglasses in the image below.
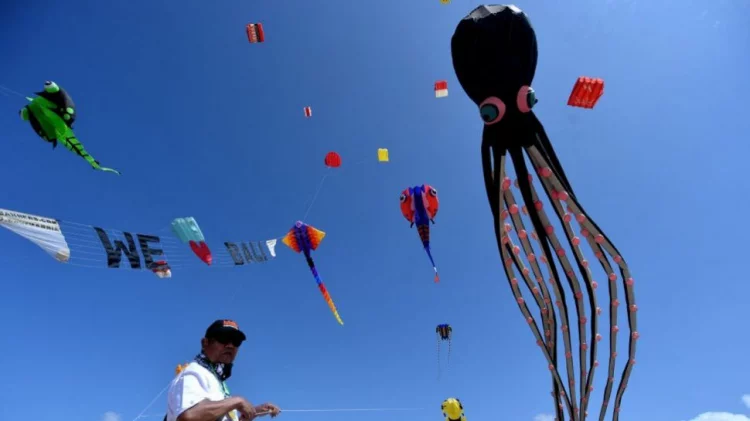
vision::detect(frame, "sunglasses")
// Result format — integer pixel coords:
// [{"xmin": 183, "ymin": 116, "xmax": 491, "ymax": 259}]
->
[{"xmin": 211, "ymin": 335, "xmax": 243, "ymax": 347}]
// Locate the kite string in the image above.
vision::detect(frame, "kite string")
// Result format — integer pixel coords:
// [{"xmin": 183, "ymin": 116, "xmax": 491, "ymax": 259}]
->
[
  {"xmin": 300, "ymin": 170, "xmax": 331, "ymax": 222},
  {"xmin": 134, "ymin": 408, "xmax": 424, "ymax": 418},
  {"xmin": 130, "ymin": 382, "xmax": 171, "ymax": 421},
  {"xmin": 0, "ymin": 84, "xmax": 25, "ymax": 98},
  {"xmin": 299, "ymin": 156, "xmax": 374, "ymax": 222},
  {"xmin": 256, "ymin": 408, "xmax": 424, "ymax": 415}
]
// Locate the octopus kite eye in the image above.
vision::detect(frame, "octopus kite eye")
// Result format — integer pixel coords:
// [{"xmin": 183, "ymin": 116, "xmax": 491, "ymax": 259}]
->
[
  {"xmin": 479, "ymin": 97, "xmax": 506, "ymax": 125},
  {"xmin": 516, "ymin": 86, "xmax": 538, "ymax": 113},
  {"xmin": 399, "ymin": 193, "xmax": 407, "ymax": 202},
  {"xmin": 429, "ymin": 187, "xmax": 438, "ymax": 197},
  {"xmin": 44, "ymin": 81, "xmax": 59, "ymax": 93}
]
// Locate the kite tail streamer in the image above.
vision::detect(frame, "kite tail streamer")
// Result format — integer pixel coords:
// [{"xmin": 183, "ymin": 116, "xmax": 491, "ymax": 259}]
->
[
  {"xmin": 437, "ymin": 332, "xmax": 442, "ymax": 380},
  {"xmin": 417, "ymin": 225, "xmax": 439, "ymax": 282},
  {"xmin": 306, "ymin": 255, "xmax": 344, "ymax": 325},
  {"xmin": 525, "ymin": 146, "xmax": 638, "ymax": 421},
  {"xmin": 447, "ymin": 336, "xmax": 451, "ymax": 369}
]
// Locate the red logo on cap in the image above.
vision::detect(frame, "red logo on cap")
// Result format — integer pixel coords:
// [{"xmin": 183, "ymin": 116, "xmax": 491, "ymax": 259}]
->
[{"xmin": 223, "ymin": 320, "xmax": 239, "ymax": 330}]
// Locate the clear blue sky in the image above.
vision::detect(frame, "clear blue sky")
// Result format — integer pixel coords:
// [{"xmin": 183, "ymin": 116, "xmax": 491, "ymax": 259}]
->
[{"xmin": 1, "ymin": 1, "xmax": 750, "ymax": 421}]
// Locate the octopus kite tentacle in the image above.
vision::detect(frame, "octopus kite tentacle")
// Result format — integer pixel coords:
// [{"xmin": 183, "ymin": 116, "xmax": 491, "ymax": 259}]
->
[
  {"xmin": 491, "ymin": 151, "xmax": 573, "ymax": 420},
  {"xmin": 526, "ymin": 146, "xmax": 639, "ymax": 420},
  {"xmin": 452, "ymin": 5, "xmax": 638, "ymax": 420}
]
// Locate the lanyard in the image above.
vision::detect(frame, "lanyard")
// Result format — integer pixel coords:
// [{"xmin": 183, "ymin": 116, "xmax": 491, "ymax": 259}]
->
[
  {"xmin": 206, "ymin": 364, "xmax": 231, "ymax": 397},
  {"xmin": 194, "ymin": 354, "xmax": 232, "ymax": 398}
]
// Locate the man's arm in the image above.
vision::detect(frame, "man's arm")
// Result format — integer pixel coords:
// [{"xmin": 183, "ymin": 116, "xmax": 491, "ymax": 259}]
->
[
  {"xmin": 169, "ymin": 372, "xmax": 245, "ymax": 421},
  {"xmin": 177, "ymin": 397, "xmax": 242, "ymax": 421}
]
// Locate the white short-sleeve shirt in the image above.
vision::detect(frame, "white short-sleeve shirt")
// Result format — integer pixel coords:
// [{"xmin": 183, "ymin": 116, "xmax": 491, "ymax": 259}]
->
[{"xmin": 166, "ymin": 362, "xmax": 238, "ymax": 421}]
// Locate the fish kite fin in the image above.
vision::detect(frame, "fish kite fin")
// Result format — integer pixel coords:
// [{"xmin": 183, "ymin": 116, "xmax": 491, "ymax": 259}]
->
[
  {"xmin": 282, "ymin": 230, "xmax": 302, "ymax": 253},
  {"xmin": 305, "ymin": 225, "xmax": 326, "ymax": 251}
]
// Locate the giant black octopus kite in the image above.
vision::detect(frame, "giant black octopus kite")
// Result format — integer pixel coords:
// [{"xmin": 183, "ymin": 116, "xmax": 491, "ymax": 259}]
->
[{"xmin": 451, "ymin": 5, "xmax": 639, "ymax": 421}]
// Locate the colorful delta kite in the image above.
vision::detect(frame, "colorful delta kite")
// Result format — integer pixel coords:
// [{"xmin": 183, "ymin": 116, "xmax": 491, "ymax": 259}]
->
[
  {"xmin": 171, "ymin": 217, "xmax": 212, "ymax": 265},
  {"xmin": 568, "ymin": 77, "xmax": 604, "ymax": 109},
  {"xmin": 435, "ymin": 80, "xmax": 448, "ymax": 98},
  {"xmin": 0, "ymin": 208, "xmax": 70, "ymax": 263},
  {"xmin": 436, "ymin": 323, "xmax": 452, "ymax": 377},
  {"xmin": 324, "ymin": 151, "xmax": 342, "ymax": 168},
  {"xmin": 399, "ymin": 184, "xmax": 440, "ymax": 283},
  {"xmin": 377, "ymin": 148, "xmax": 389, "ymax": 162},
  {"xmin": 19, "ymin": 81, "xmax": 120, "ymax": 175},
  {"xmin": 451, "ymin": 5, "xmax": 638, "ymax": 420},
  {"xmin": 441, "ymin": 398, "xmax": 466, "ymax": 421},
  {"xmin": 246, "ymin": 23, "xmax": 265, "ymax": 43},
  {"xmin": 303, "ymin": 106, "xmax": 312, "ymax": 118},
  {"xmin": 282, "ymin": 221, "xmax": 344, "ymax": 325}
]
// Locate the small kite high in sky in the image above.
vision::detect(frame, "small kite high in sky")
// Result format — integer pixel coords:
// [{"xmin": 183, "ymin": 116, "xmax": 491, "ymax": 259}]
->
[
  {"xmin": 451, "ymin": 5, "xmax": 638, "ymax": 420},
  {"xmin": 568, "ymin": 77, "xmax": 604, "ymax": 109},
  {"xmin": 436, "ymin": 323, "xmax": 452, "ymax": 378},
  {"xmin": 377, "ymin": 148, "xmax": 389, "ymax": 162},
  {"xmin": 441, "ymin": 398, "xmax": 466, "ymax": 421},
  {"xmin": 246, "ymin": 23, "xmax": 265, "ymax": 43},
  {"xmin": 324, "ymin": 151, "xmax": 342, "ymax": 168},
  {"xmin": 400, "ymin": 184, "xmax": 440, "ymax": 283},
  {"xmin": 282, "ymin": 221, "xmax": 344, "ymax": 325},
  {"xmin": 19, "ymin": 81, "xmax": 120, "ymax": 175},
  {"xmin": 435, "ymin": 80, "xmax": 448, "ymax": 98}
]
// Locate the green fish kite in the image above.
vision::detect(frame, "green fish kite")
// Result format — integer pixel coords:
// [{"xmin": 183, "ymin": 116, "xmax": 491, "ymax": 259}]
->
[{"xmin": 19, "ymin": 81, "xmax": 120, "ymax": 175}]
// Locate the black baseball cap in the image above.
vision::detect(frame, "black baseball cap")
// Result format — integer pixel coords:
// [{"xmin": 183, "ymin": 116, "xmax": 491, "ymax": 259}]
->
[{"xmin": 205, "ymin": 319, "xmax": 247, "ymax": 342}]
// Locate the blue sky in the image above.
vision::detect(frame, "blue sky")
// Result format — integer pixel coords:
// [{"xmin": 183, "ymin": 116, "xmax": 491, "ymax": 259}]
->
[{"xmin": 1, "ymin": 0, "xmax": 750, "ymax": 421}]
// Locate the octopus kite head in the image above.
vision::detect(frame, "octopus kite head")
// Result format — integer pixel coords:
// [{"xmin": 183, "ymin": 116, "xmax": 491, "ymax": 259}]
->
[
  {"xmin": 43, "ymin": 81, "xmax": 60, "ymax": 93},
  {"xmin": 441, "ymin": 398, "xmax": 463, "ymax": 420},
  {"xmin": 450, "ymin": 5, "xmax": 539, "ymax": 126}
]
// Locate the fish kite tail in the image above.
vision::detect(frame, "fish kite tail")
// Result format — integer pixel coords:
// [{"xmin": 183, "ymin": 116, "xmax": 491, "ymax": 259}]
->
[
  {"xmin": 89, "ymin": 157, "xmax": 121, "ymax": 175},
  {"xmin": 417, "ymin": 224, "xmax": 431, "ymax": 244},
  {"xmin": 97, "ymin": 165, "xmax": 121, "ymax": 175},
  {"xmin": 316, "ymin": 281, "xmax": 344, "ymax": 325},
  {"xmin": 61, "ymin": 136, "xmax": 121, "ymax": 175},
  {"xmin": 307, "ymin": 255, "xmax": 344, "ymax": 325},
  {"xmin": 422, "ymin": 244, "xmax": 439, "ymax": 283}
]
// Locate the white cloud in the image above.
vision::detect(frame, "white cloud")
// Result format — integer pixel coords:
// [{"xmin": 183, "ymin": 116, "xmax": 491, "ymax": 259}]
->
[
  {"xmin": 743, "ymin": 395, "xmax": 750, "ymax": 409},
  {"xmin": 533, "ymin": 414, "xmax": 554, "ymax": 421},
  {"xmin": 688, "ymin": 412, "xmax": 750, "ymax": 421},
  {"xmin": 102, "ymin": 411, "xmax": 121, "ymax": 421}
]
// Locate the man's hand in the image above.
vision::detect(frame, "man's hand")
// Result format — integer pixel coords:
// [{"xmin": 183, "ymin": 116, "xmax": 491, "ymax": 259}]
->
[
  {"xmin": 254, "ymin": 403, "xmax": 281, "ymax": 418},
  {"xmin": 234, "ymin": 397, "xmax": 257, "ymax": 421}
]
